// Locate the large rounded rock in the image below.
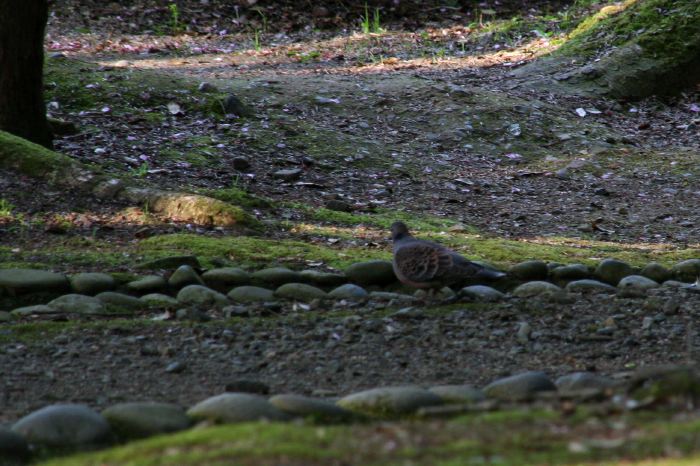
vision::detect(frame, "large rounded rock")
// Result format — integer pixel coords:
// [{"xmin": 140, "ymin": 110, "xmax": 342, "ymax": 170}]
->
[
  {"xmin": 11, "ymin": 305, "xmax": 56, "ymax": 317},
  {"xmin": 428, "ymin": 385, "xmax": 486, "ymax": 404},
  {"xmin": 0, "ymin": 269, "xmax": 68, "ymax": 294},
  {"xmin": 176, "ymin": 285, "xmax": 229, "ymax": 307},
  {"xmin": 509, "ymin": 260, "xmax": 548, "ymax": 281},
  {"xmin": 168, "ymin": 265, "xmax": 204, "ymax": 289},
  {"xmin": 252, "ymin": 267, "xmax": 301, "ymax": 286},
  {"xmin": 269, "ymin": 395, "xmax": 354, "ymax": 422},
  {"xmin": 12, "ymin": 404, "xmax": 112, "ymax": 448},
  {"xmin": 202, "ymin": 267, "xmax": 251, "ymax": 290},
  {"xmin": 595, "ymin": 259, "xmax": 633, "ymax": 285},
  {"xmin": 275, "ymin": 283, "xmax": 327, "ymax": 302},
  {"xmin": 95, "ymin": 292, "xmax": 145, "ymax": 311},
  {"xmin": 328, "ymin": 284, "xmax": 368, "ymax": 300},
  {"xmin": 459, "ymin": 285, "xmax": 505, "ymax": 302},
  {"xmin": 228, "ymin": 286, "xmax": 275, "ymax": 303},
  {"xmin": 337, "ymin": 386, "xmax": 443, "ymax": 417},
  {"xmin": 299, "ymin": 270, "xmax": 347, "ymax": 287},
  {"xmin": 483, "ymin": 372, "xmax": 556, "ymax": 400},
  {"xmin": 512, "ymin": 281, "xmax": 562, "ymax": 298},
  {"xmin": 555, "ymin": 372, "xmax": 615, "ymax": 392},
  {"xmin": 102, "ymin": 402, "xmax": 191, "ymax": 440},
  {"xmin": 565, "ymin": 279, "xmax": 617, "ymax": 294},
  {"xmin": 672, "ymin": 259, "xmax": 700, "ymax": 283},
  {"xmin": 126, "ymin": 275, "xmax": 167, "ymax": 293},
  {"xmin": 641, "ymin": 262, "xmax": 672, "ymax": 284},
  {"xmin": 550, "ymin": 264, "xmax": 591, "ymax": 282},
  {"xmin": 345, "ymin": 260, "xmax": 397, "ymax": 286},
  {"xmin": 140, "ymin": 293, "xmax": 179, "ymax": 308},
  {"xmin": 618, "ymin": 275, "xmax": 659, "ymax": 292},
  {"xmin": 47, "ymin": 294, "xmax": 108, "ymax": 315},
  {"xmin": 69, "ymin": 273, "xmax": 115, "ymax": 295},
  {"xmin": 0, "ymin": 426, "xmax": 29, "ymax": 462},
  {"xmin": 187, "ymin": 393, "xmax": 290, "ymax": 423}
]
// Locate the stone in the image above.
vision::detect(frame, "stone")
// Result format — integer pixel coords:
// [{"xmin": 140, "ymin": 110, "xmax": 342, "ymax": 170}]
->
[
  {"xmin": 272, "ymin": 168, "xmax": 303, "ymax": 181},
  {"xmin": 565, "ymin": 279, "xmax": 617, "ymax": 294},
  {"xmin": 224, "ymin": 380, "xmax": 270, "ymax": 395},
  {"xmin": 202, "ymin": 267, "xmax": 251, "ymax": 290},
  {"xmin": 275, "ymin": 283, "xmax": 327, "ymax": 302},
  {"xmin": 550, "ymin": 263, "xmax": 591, "ymax": 282},
  {"xmin": 269, "ymin": 394, "xmax": 354, "ymax": 422},
  {"xmin": 221, "ymin": 94, "xmax": 253, "ymax": 117},
  {"xmin": 0, "ymin": 311, "xmax": 11, "ymax": 322},
  {"xmin": 136, "ymin": 255, "xmax": 201, "ymax": 270},
  {"xmin": 512, "ymin": 281, "xmax": 563, "ymax": 298},
  {"xmin": 627, "ymin": 365, "xmax": 700, "ymax": 402},
  {"xmin": 69, "ymin": 273, "xmax": 115, "ymax": 295},
  {"xmin": 176, "ymin": 285, "xmax": 229, "ymax": 307},
  {"xmin": 595, "ymin": 258, "xmax": 633, "ymax": 285},
  {"xmin": 102, "ymin": 402, "xmax": 191, "ymax": 440},
  {"xmin": 12, "ymin": 404, "xmax": 112, "ymax": 448},
  {"xmin": 228, "ymin": 286, "xmax": 275, "ymax": 303},
  {"xmin": 641, "ymin": 262, "xmax": 672, "ymax": 284},
  {"xmin": 509, "ymin": 260, "xmax": 548, "ymax": 281},
  {"xmin": 345, "ymin": 260, "xmax": 397, "ymax": 286},
  {"xmin": 672, "ymin": 259, "xmax": 700, "ymax": 283},
  {"xmin": 47, "ymin": 294, "xmax": 107, "ymax": 314},
  {"xmin": 325, "ymin": 199, "xmax": 353, "ymax": 212},
  {"xmin": 428, "ymin": 385, "xmax": 486, "ymax": 404},
  {"xmin": 187, "ymin": 393, "xmax": 290, "ymax": 423},
  {"xmin": 483, "ymin": 372, "xmax": 556, "ymax": 400},
  {"xmin": 0, "ymin": 426, "xmax": 29, "ymax": 462},
  {"xmin": 252, "ymin": 267, "xmax": 301, "ymax": 286},
  {"xmin": 168, "ymin": 265, "xmax": 204, "ymax": 289},
  {"xmin": 0, "ymin": 268, "xmax": 68, "ymax": 294},
  {"xmin": 126, "ymin": 275, "xmax": 168, "ymax": 293},
  {"xmin": 618, "ymin": 275, "xmax": 659, "ymax": 292},
  {"xmin": 197, "ymin": 82, "xmax": 218, "ymax": 93},
  {"xmin": 95, "ymin": 292, "xmax": 145, "ymax": 311},
  {"xmin": 299, "ymin": 270, "xmax": 347, "ymax": 287},
  {"xmin": 11, "ymin": 305, "xmax": 56, "ymax": 317},
  {"xmin": 328, "ymin": 284, "xmax": 368, "ymax": 300},
  {"xmin": 555, "ymin": 372, "xmax": 616, "ymax": 392},
  {"xmin": 369, "ymin": 291, "xmax": 416, "ymax": 302},
  {"xmin": 232, "ymin": 157, "xmax": 251, "ymax": 171},
  {"xmin": 93, "ymin": 178, "xmax": 125, "ymax": 200},
  {"xmin": 337, "ymin": 386, "xmax": 443, "ymax": 416},
  {"xmin": 458, "ymin": 285, "xmax": 505, "ymax": 302},
  {"xmin": 165, "ymin": 361, "xmax": 186, "ymax": 373},
  {"xmin": 140, "ymin": 293, "xmax": 179, "ymax": 308}
]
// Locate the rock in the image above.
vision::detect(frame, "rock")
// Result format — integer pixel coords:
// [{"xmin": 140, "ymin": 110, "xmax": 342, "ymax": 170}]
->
[
  {"xmin": 47, "ymin": 294, "xmax": 108, "ymax": 315},
  {"xmin": 618, "ymin": 275, "xmax": 659, "ymax": 292},
  {"xmin": 0, "ymin": 268, "xmax": 68, "ymax": 294},
  {"xmin": 328, "ymin": 284, "xmax": 368, "ymax": 300},
  {"xmin": 595, "ymin": 259, "xmax": 633, "ymax": 285},
  {"xmin": 483, "ymin": 372, "xmax": 556, "ymax": 400},
  {"xmin": 516, "ymin": 322, "xmax": 531, "ymax": 343},
  {"xmin": 102, "ymin": 402, "xmax": 191, "ymax": 440},
  {"xmin": 232, "ymin": 157, "xmax": 251, "ymax": 171},
  {"xmin": 176, "ymin": 285, "xmax": 229, "ymax": 307},
  {"xmin": 325, "ymin": 199, "xmax": 353, "ymax": 212},
  {"xmin": 140, "ymin": 293, "xmax": 179, "ymax": 308},
  {"xmin": 627, "ymin": 365, "xmax": 700, "ymax": 402},
  {"xmin": 93, "ymin": 178, "xmax": 125, "ymax": 200},
  {"xmin": 275, "ymin": 283, "xmax": 327, "ymax": 302},
  {"xmin": 69, "ymin": 273, "xmax": 115, "ymax": 295},
  {"xmin": 95, "ymin": 292, "xmax": 145, "ymax": 311},
  {"xmin": 187, "ymin": 393, "xmax": 290, "ymax": 423},
  {"xmin": 11, "ymin": 305, "xmax": 56, "ymax": 317},
  {"xmin": 137, "ymin": 255, "xmax": 201, "ymax": 270},
  {"xmin": 565, "ymin": 279, "xmax": 617, "ymax": 294},
  {"xmin": 0, "ymin": 311, "xmax": 12, "ymax": 322},
  {"xmin": 126, "ymin": 275, "xmax": 168, "ymax": 293},
  {"xmin": 369, "ymin": 291, "xmax": 416, "ymax": 302},
  {"xmin": 549, "ymin": 263, "xmax": 591, "ymax": 282},
  {"xmin": 228, "ymin": 286, "xmax": 275, "ymax": 303},
  {"xmin": 458, "ymin": 285, "xmax": 505, "ymax": 302},
  {"xmin": 47, "ymin": 117, "xmax": 79, "ymax": 136},
  {"xmin": 641, "ymin": 262, "xmax": 672, "ymax": 283},
  {"xmin": 197, "ymin": 82, "xmax": 218, "ymax": 93},
  {"xmin": 0, "ymin": 426, "xmax": 29, "ymax": 462},
  {"xmin": 509, "ymin": 260, "xmax": 548, "ymax": 281},
  {"xmin": 165, "ymin": 361, "xmax": 186, "ymax": 373},
  {"xmin": 299, "ymin": 270, "xmax": 347, "ymax": 287},
  {"xmin": 337, "ymin": 386, "xmax": 443, "ymax": 416},
  {"xmin": 272, "ymin": 168, "xmax": 303, "ymax": 181},
  {"xmin": 202, "ymin": 267, "xmax": 251, "ymax": 290},
  {"xmin": 428, "ymin": 385, "xmax": 486, "ymax": 404},
  {"xmin": 672, "ymin": 259, "xmax": 700, "ymax": 282},
  {"xmin": 555, "ymin": 372, "xmax": 615, "ymax": 392},
  {"xmin": 224, "ymin": 380, "xmax": 270, "ymax": 395},
  {"xmin": 390, "ymin": 307, "xmax": 426, "ymax": 320},
  {"xmin": 12, "ymin": 404, "xmax": 112, "ymax": 448},
  {"xmin": 252, "ymin": 267, "xmax": 301, "ymax": 286},
  {"xmin": 512, "ymin": 281, "xmax": 563, "ymax": 298},
  {"xmin": 220, "ymin": 94, "xmax": 253, "ymax": 117},
  {"xmin": 345, "ymin": 260, "xmax": 397, "ymax": 286},
  {"xmin": 269, "ymin": 394, "xmax": 354, "ymax": 422},
  {"xmin": 168, "ymin": 265, "xmax": 204, "ymax": 289},
  {"xmin": 175, "ymin": 308, "xmax": 211, "ymax": 322}
]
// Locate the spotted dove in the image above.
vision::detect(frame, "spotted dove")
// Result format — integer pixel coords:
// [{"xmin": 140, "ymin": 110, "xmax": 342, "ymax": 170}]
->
[{"xmin": 390, "ymin": 221, "xmax": 506, "ymax": 289}]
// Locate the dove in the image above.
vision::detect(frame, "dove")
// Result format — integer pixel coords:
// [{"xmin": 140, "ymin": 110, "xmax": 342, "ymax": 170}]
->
[{"xmin": 390, "ymin": 221, "xmax": 506, "ymax": 289}]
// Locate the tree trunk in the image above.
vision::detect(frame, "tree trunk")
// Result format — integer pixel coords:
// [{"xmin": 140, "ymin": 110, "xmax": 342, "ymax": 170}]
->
[{"xmin": 0, "ymin": 0, "xmax": 53, "ymax": 148}]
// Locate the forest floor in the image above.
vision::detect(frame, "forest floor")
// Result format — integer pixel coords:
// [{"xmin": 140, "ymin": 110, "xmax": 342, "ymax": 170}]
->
[{"xmin": 1, "ymin": 1, "xmax": 700, "ymax": 464}]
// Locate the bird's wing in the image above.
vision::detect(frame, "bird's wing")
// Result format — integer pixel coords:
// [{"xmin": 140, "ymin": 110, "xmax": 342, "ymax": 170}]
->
[{"xmin": 394, "ymin": 242, "xmax": 454, "ymax": 283}]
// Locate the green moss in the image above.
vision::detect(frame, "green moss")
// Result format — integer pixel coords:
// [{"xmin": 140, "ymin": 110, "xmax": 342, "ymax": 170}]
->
[{"xmin": 202, "ymin": 186, "xmax": 272, "ymax": 209}]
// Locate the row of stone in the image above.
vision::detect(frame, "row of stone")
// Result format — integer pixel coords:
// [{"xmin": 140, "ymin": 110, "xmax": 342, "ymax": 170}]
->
[{"xmin": 0, "ymin": 368, "xmax": 642, "ymax": 461}]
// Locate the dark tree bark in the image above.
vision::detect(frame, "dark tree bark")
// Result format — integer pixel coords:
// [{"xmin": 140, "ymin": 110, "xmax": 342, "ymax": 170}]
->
[{"xmin": 0, "ymin": 0, "xmax": 53, "ymax": 148}]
